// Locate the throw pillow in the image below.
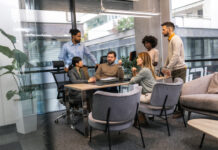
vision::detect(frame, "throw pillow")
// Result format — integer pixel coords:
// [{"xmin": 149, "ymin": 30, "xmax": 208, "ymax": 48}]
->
[{"xmin": 208, "ymin": 72, "xmax": 218, "ymax": 94}]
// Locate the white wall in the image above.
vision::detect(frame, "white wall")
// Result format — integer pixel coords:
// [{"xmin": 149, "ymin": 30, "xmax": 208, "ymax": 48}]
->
[{"xmin": 0, "ymin": 0, "xmax": 24, "ymax": 126}]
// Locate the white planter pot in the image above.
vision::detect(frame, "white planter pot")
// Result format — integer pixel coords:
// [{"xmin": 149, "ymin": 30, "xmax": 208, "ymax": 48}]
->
[{"xmin": 15, "ymin": 99, "xmax": 37, "ymax": 134}]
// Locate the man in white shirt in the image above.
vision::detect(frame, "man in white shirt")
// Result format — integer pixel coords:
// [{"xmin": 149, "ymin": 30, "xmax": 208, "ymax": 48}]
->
[{"xmin": 161, "ymin": 22, "xmax": 187, "ymax": 82}]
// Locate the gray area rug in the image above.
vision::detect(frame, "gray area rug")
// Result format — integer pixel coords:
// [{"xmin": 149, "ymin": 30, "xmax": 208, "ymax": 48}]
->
[{"xmin": 1, "ymin": 111, "xmax": 218, "ymax": 150}]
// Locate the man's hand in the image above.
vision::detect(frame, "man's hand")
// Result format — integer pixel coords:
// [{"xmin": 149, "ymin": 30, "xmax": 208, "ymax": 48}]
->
[
  {"xmin": 118, "ymin": 60, "xmax": 122, "ymax": 66},
  {"xmin": 64, "ymin": 67, "xmax": 69, "ymax": 72},
  {"xmin": 162, "ymin": 68, "xmax": 171, "ymax": 77}
]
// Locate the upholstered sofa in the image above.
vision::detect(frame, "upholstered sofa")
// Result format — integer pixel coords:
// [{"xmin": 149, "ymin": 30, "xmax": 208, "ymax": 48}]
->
[{"xmin": 180, "ymin": 73, "xmax": 218, "ymax": 119}]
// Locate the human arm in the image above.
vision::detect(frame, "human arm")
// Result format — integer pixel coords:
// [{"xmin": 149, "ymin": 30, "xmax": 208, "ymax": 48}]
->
[
  {"xmin": 153, "ymin": 50, "xmax": 159, "ymax": 66},
  {"xmin": 130, "ymin": 68, "xmax": 147, "ymax": 84},
  {"xmin": 58, "ymin": 44, "xmax": 69, "ymax": 68},
  {"xmin": 131, "ymin": 67, "xmax": 137, "ymax": 77},
  {"xmin": 84, "ymin": 46, "xmax": 97, "ymax": 65},
  {"xmin": 68, "ymin": 70, "xmax": 88, "ymax": 83},
  {"xmin": 166, "ymin": 39, "xmax": 182, "ymax": 69}
]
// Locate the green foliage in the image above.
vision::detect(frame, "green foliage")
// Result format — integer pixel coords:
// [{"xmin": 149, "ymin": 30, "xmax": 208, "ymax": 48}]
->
[
  {"xmin": 0, "ymin": 29, "xmax": 16, "ymax": 44},
  {"xmin": 121, "ymin": 56, "xmax": 137, "ymax": 75},
  {"xmin": 6, "ymin": 90, "xmax": 18, "ymax": 100},
  {"xmin": 117, "ymin": 17, "xmax": 134, "ymax": 32},
  {"xmin": 0, "ymin": 28, "xmax": 34, "ymax": 100}
]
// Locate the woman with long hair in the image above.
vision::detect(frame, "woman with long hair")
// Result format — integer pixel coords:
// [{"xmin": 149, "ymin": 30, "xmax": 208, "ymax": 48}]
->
[{"xmin": 130, "ymin": 52, "xmax": 156, "ymax": 103}]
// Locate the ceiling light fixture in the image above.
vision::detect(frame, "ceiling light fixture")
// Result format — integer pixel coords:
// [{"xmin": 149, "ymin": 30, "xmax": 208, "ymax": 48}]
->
[{"xmin": 100, "ymin": 0, "xmax": 160, "ymax": 18}]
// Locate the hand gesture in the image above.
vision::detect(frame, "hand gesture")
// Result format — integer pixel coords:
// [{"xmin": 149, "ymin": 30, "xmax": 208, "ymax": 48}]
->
[
  {"xmin": 162, "ymin": 68, "xmax": 171, "ymax": 77},
  {"xmin": 118, "ymin": 59, "xmax": 122, "ymax": 66},
  {"xmin": 131, "ymin": 67, "xmax": 137, "ymax": 76}
]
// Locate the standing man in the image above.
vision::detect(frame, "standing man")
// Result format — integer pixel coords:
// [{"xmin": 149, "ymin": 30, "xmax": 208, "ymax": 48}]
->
[
  {"xmin": 161, "ymin": 21, "xmax": 187, "ymax": 118},
  {"xmin": 161, "ymin": 22, "xmax": 186, "ymax": 82},
  {"xmin": 59, "ymin": 29, "xmax": 97, "ymax": 78}
]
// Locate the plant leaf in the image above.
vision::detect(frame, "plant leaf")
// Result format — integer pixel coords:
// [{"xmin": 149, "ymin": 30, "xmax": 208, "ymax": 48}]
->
[
  {"xmin": 0, "ymin": 71, "xmax": 15, "ymax": 77},
  {"xmin": 6, "ymin": 90, "xmax": 18, "ymax": 100},
  {"xmin": 0, "ymin": 45, "xmax": 13, "ymax": 58},
  {"xmin": 0, "ymin": 28, "xmax": 16, "ymax": 44},
  {"xmin": 0, "ymin": 65, "xmax": 14, "ymax": 72},
  {"xmin": 12, "ymin": 49, "xmax": 29, "ymax": 68}
]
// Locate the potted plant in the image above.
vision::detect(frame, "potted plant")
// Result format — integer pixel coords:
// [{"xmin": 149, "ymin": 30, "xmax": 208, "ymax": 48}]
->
[
  {"xmin": 121, "ymin": 56, "xmax": 137, "ymax": 78},
  {"xmin": 0, "ymin": 28, "xmax": 37, "ymax": 134}
]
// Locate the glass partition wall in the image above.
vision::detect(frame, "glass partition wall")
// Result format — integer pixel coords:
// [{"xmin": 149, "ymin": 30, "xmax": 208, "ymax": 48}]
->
[
  {"xmin": 171, "ymin": 0, "xmax": 218, "ymax": 81},
  {"xmin": 17, "ymin": 0, "xmax": 161, "ymax": 114},
  {"xmin": 0, "ymin": 0, "xmax": 161, "ymax": 131}
]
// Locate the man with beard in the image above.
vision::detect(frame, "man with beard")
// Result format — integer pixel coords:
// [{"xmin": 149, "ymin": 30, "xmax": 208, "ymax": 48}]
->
[
  {"xmin": 95, "ymin": 51, "xmax": 124, "ymax": 81},
  {"xmin": 161, "ymin": 21, "xmax": 187, "ymax": 118},
  {"xmin": 58, "ymin": 29, "xmax": 97, "ymax": 76},
  {"xmin": 161, "ymin": 22, "xmax": 186, "ymax": 82},
  {"xmin": 95, "ymin": 51, "xmax": 124, "ymax": 93}
]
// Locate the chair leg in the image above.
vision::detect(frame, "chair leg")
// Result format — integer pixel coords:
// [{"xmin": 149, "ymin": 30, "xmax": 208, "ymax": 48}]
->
[
  {"xmin": 107, "ymin": 126, "xmax": 111, "ymax": 150},
  {"xmin": 89, "ymin": 126, "xmax": 92, "ymax": 142},
  {"xmin": 164, "ymin": 110, "xmax": 170, "ymax": 136},
  {"xmin": 199, "ymin": 133, "xmax": 206, "ymax": 149},
  {"xmin": 188, "ymin": 112, "xmax": 191, "ymax": 120},
  {"xmin": 181, "ymin": 109, "xmax": 187, "ymax": 127},
  {"xmin": 137, "ymin": 115, "xmax": 145, "ymax": 148}
]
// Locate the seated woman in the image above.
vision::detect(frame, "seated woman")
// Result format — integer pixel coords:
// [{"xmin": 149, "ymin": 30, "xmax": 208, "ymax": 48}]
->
[
  {"xmin": 130, "ymin": 52, "xmax": 156, "ymax": 104},
  {"xmin": 68, "ymin": 57, "xmax": 96, "ymax": 100}
]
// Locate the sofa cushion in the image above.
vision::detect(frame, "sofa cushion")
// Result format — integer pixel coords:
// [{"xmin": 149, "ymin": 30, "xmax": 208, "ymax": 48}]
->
[
  {"xmin": 180, "ymin": 94, "xmax": 218, "ymax": 112},
  {"xmin": 208, "ymin": 72, "xmax": 218, "ymax": 94}
]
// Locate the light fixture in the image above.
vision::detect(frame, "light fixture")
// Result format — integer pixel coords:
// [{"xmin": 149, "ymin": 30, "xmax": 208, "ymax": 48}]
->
[{"xmin": 100, "ymin": 0, "xmax": 160, "ymax": 18}]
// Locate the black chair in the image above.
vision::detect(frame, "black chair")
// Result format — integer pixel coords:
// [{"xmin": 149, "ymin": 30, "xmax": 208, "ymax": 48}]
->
[
  {"xmin": 52, "ymin": 61, "xmax": 83, "ymax": 123},
  {"xmin": 52, "ymin": 61, "xmax": 71, "ymax": 123},
  {"xmin": 100, "ymin": 56, "xmax": 107, "ymax": 64},
  {"xmin": 95, "ymin": 56, "xmax": 107, "ymax": 71}
]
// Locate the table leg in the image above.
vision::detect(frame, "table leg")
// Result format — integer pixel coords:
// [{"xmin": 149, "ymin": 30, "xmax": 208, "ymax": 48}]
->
[
  {"xmin": 74, "ymin": 90, "xmax": 89, "ymax": 137},
  {"xmin": 65, "ymin": 88, "xmax": 71, "ymax": 124}
]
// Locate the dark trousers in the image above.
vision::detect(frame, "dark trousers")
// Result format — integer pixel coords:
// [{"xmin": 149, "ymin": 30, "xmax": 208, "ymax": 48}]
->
[
  {"xmin": 171, "ymin": 67, "xmax": 187, "ymax": 83},
  {"xmin": 172, "ymin": 67, "xmax": 187, "ymax": 112}
]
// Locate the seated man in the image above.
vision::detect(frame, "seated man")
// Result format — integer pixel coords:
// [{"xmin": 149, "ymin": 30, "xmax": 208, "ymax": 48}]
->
[{"xmin": 95, "ymin": 51, "xmax": 124, "ymax": 92}]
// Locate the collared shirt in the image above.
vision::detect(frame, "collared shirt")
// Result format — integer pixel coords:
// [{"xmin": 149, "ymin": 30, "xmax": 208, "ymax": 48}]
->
[
  {"xmin": 168, "ymin": 33, "xmax": 175, "ymax": 41},
  {"xmin": 58, "ymin": 41, "xmax": 97, "ymax": 67}
]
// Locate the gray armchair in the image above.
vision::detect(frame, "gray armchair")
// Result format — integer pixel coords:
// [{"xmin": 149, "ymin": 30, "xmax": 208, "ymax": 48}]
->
[
  {"xmin": 88, "ymin": 86, "xmax": 145, "ymax": 150},
  {"xmin": 139, "ymin": 78, "xmax": 185, "ymax": 136},
  {"xmin": 180, "ymin": 73, "xmax": 218, "ymax": 119}
]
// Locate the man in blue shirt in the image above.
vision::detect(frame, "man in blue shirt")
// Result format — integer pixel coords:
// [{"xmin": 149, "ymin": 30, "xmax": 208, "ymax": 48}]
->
[{"xmin": 59, "ymin": 29, "xmax": 97, "ymax": 72}]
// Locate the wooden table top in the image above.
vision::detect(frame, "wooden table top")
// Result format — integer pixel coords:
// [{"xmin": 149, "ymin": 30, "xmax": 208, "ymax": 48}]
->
[
  {"xmin": 188, "ymin": 119, "xmax": 218, "ymax": 139},
  {"xmin": 64, "ymin": 81, "xmax": 129, "ymax": 91}
]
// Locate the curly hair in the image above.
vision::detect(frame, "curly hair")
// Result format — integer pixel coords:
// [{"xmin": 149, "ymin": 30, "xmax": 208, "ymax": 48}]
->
[{"xmin": 142, "ymin": 35, "xmax": 158, "ymax": 48}]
